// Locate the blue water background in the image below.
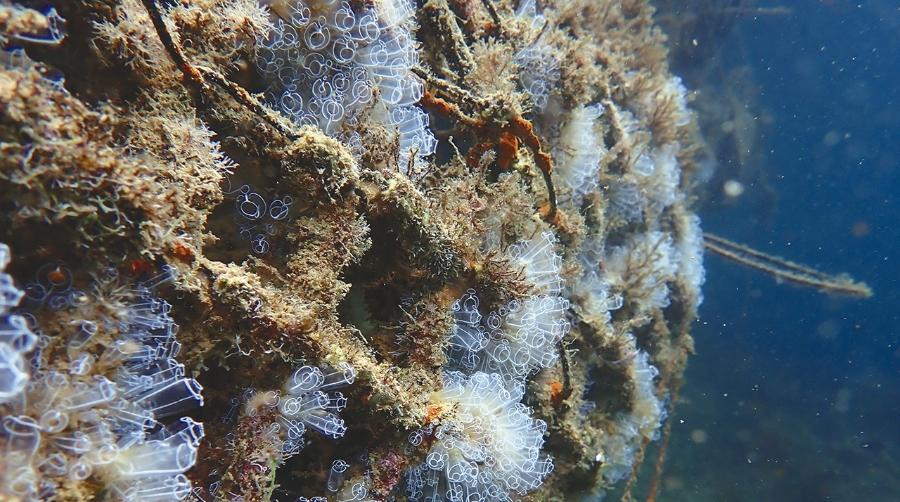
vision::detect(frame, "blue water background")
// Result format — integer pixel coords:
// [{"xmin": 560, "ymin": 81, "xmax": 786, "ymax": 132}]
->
[{"xmin": 662, "ymin": 1, "xmax": 900, "ymax": 500}]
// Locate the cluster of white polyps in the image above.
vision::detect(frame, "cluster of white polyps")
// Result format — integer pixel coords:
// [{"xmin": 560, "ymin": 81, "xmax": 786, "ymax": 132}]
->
[
  {"xmin": 514, "ymin": 43, "xmax": 560, "ymax": 110},
  {"xmin": 231, "ymin": 184, "xmax": 294, "ymax": 255},
  {"xmin": 406, "ymin": 371, "xmax": 553, "ymax": 502},
  {"xmin": 606, "ymin": 179, "xmax": 644, "ymax": 223},
  {"xmin": 675, "ymin": 213, "xmax": 706, "ymax": 309},
  {"xmin": 553, "ymin": 104, "xmax": 606, "ymax": 203},
  {"xmin": 593, "ymin": 103, "xmax": 675, "ymax": 226},
  {"xmin": 256, "ymin": 0, "xmax": 378, "ymax": 134},
  {"xmin": 513, "ymin": 0, "xmax": 559, "ymax": 110},
  {"xmin": 597, "ymin": 347, "xmax": 666, "ymax": 483},
  {"xmin": 411, "ymin": 232, "xmax": 568, "ymax": 500},
  {"xmin": 0, "ymin": 244, "xmax": 35, "ymax": 404},
  {"xmin": 603, "ymin": 230, "xmax": 681, "ymax": 312},
  {"xmin": 256, "ymin": 0, "xmax": 436, "ymax": 174},
  {"xmin": 447, "ymin": 232, "xmax": 570, "ymax": 383},
  {"xmin": 569, "ymin": 233, "xmax": 624, "ymax": 326},
  {"xmin": 0, "ymin": 255, "xmax": 204, "ymax": 501},
  {"xmin": 600, "ymin": 211, "xmax": 706, "ymax": 312},
  {"xmin": 630, "ymin": 143, "xmax": 680, "ymax": 222},
  {"xmin": 639, "ymin": 76, "xmax": 692, "ymax": 128},
  {"xmin": 275, "ymin": 362, "xmax": 355, "ymax": 457},
  {"xmin": 444, "ymin": 290, "xmax": 486, "ymax": 373}
]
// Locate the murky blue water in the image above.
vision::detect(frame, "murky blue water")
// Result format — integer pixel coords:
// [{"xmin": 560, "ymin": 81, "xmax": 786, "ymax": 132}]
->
[{"xmin": 660, "ymin": 1, "xmax": 900, "ymax": 500}]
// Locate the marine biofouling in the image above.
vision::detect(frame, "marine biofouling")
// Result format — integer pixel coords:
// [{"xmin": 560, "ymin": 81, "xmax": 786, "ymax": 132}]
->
[{"xmin": 0, "ymin": 0, "xmax": 704, "ymax": 500}]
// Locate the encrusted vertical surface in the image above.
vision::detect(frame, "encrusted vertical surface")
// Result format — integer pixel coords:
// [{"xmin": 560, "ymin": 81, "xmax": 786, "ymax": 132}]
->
[{"xmin": 0, "ymin": 0, "xmax": 704, "ymax": 500}]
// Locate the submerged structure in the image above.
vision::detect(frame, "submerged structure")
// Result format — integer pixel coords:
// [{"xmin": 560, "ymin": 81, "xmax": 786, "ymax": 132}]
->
[{"xmin": 0, "ymin": 0, "xmax": 705, "ymax": 499}]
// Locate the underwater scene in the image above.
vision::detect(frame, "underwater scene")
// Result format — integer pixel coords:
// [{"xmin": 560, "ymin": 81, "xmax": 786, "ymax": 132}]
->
[
  {"xmin": 655, "ymin": 1, "xmax": 899, "ymax": 501},
  {"xmin": 0, "ymin": 0, "xmax": 893, "ymax": 500}
]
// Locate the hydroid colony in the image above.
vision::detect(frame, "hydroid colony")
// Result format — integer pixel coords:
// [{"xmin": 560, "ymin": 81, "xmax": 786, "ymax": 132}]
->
[{"xmin": 0, "ymin": 0, "xmax": 704, "ymax": 500}]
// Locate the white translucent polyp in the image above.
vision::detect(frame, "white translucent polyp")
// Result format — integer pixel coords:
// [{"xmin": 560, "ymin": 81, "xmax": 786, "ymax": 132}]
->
[
  {"xmin": 3, "ymin": 415, "xmax": 41, "ymax": 458},
  {"xmin": 0, "ymin": 341, "xmax": 28, "ymax": 400},
  {"xmin": 114, "ymin": 436, "xmax": 197, "ymax": 478},
  {"xmin": 326, "ymin": 391, "xmax": 347, "ymax": 412},
  {"xmin": 161, "ymin": 417, "xmax": 205, "ymax": 447},
  {"xmin": 0, "ymin": 243, "xmax": 10, "ymax": 272},
  {"xmin": 7, "ymin": 465, "xmax": 37, "ymax": 497},
  {"xmin": 68, "ymin": 320, "xmax": 98, "ymax": 349},
  {"xmin": 303, "ymin": 409, "xmax": 346, "ymax": 438},
  {"xmin": 450, "ymin": 322, "xmax": 487, "ymax": 353},
  {"xmin": 280, "ymin": 390, "xmax": 328, "ymax": 418},
  {"xmin": 68, "ymin": 459, "xmax": 93, "ymax": 481},
  {"xmin": 60, "ymin": 375, "xmax": 117, "ymax": 410},
  {"xmin": 87, "ymin": 443, "xmax": 121, "ymax": 465},
  {"xmin": 280, "ymin": 416, "xmax": 306, "ymax": 439},
  {"xmin": 100, "ymin": 339, "xmax": 141, "ymax": 367},
  {"xmin": 0, "ymin": 314, "xmax": 37, "ymax": 351},
  {"xmin": 132, "ymin": 376, "xmax": 203, "ymax": 418},
  {"xmin": 53, "ymin": 432, "xmax": 92, "ymax": 454},
  {"xmin": 109, "ymin": 398, "xmax": 156, "ymax": 431},
  {"xmin": 81, "ymin": 420, "xmax": 115, "ymax": 446},
  {"xmin": 286, "ymin": 365, "xmax": 324, "ymax": 394},
  {"xmin": 68, "ymin": 352, "xmax": 95, "ymax": 376},
  {"xmin": 278, "ymin": 396, "xmax": 302, "ymax": 416},
  {"xmin": 38, "ymin": 452, "xmax": 68, "ymax": 476},
  {"xmin": 115, "ymin": 473, "xmax": 192, "ymax": 502},
  {"xmin": 425, "ymin": 450, "xmax": 446, "ymax": 469},
  {"xmin": 320, "ymin": 362, "xmax": 356, "ymax": 391},
  {"xmin": 326, "ymin": 459, "xmax": 349, "ymax": 492}
]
